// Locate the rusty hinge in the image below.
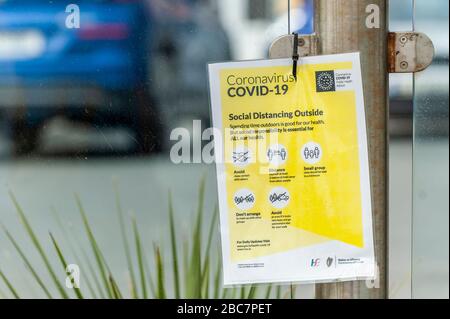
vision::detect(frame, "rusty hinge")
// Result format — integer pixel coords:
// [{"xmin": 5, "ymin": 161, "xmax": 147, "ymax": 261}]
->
[
  {"xmin": 269, "ymin": 34, "xmax": 318, "ymax": 59},
  {"xmin": 387, "ymin": 32, "xmax": 435, "ymax": 73},
  {"xmin": 269, "ymin": 32, "xmax": 435, "ymax": 74}
]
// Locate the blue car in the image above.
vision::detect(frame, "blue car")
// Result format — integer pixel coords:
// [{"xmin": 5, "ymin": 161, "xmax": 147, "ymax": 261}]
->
[{"xmin": 0, "ymin": 0, "xmax": 161, "ymax": 155}]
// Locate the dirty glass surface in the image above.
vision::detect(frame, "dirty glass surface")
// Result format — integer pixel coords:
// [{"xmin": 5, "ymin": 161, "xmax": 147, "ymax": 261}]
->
[
  {"xmin": 412, "ymin": 0, "xmax": 449, "ymax": 299},
  {"xmin": 388, "ymin": 0, "xmax": 413, "ymax": 299},
  {"xmin": 2, "ymin": 0, "xmax": 446, "ymax": 300},
  {"xmin": 0, "ymin": 0, "xmax": 315, "ymax": 299}
]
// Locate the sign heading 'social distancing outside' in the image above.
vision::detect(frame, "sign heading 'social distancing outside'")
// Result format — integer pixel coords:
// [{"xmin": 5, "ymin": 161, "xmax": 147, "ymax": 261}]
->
[{"xmin": 208, "ymin": 53, "xmax": 375, "ymax": 285}]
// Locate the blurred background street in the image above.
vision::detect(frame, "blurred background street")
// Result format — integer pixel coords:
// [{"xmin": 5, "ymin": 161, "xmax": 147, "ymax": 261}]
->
[{"xmin": 0, "ymin": 0, "xmax": 448, "ymax": 299}]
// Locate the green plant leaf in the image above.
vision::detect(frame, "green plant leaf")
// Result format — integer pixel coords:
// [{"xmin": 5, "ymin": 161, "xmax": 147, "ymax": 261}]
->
[
  {"xmin": 276, "ymin": 285, "xmax": 282, "ymax": 299},
  {"xmin": 131, "ymin": 215, "xmax": 147, "ymax": 299},
  {"xmin": 1, "ymin": 224, "xmax": 52, "ymax": 299},
  {"xmin": 50, "ymin": 207, "xmax": 99, "ymax": 298},
  {"xmin": 183, "ymin": 239, "xmax": 189, "ymax": 298},
  {"xmin": 9, "ymin": 191, "xmax": 69, "ymax": 299},
  {"xmin": 265, "ymin": 285, "xmax": 272, "ymax": 299},
  {"xmin": 154, "ymin": 245, "xmax": 166, "ymax": 299},
  {"xmin": 143, "ymin": 255, "xmax": 156, "ymax": 298},
  {"xmin": 109, "ymin": 275, "xmax": 123, "ymax": 299},
  {"xmin": 213, "ymin": 252, "xmax": 222, "ymax": 299},
  {"xmin": 201, "ymin": 259, "xmax": 210, "ymax": 298},
  {"xmin": 230, "ymin": 287, "xmax": 238, "ymax": 299},
  {"xmin": 75, "ymin": 194, "xmax": 114, "ymax": 298},
  {"xmin": 221, "ymin": 287, "xmax": 229, "ymax": 299},
  {"xmin": 75, "ymin": 243, "xmax": 105, "ymax": 298},
  {"xmin": 168, "ymin": 191, "xmax": 180, "ymax": 299},
  {"xmin": 201, "ymin": 205, "xmax": 218, "ymax": 286},
  {"xmin": 114, "ymin": 184, "xmax": 138, "ymax": 299},
  {"xmin": 187, "ymin": 177, "xmax": 205, "ymax": 298},
  {"xmin": 0, "ymin": 268, "xmax": 20, "ymax": 299},
  {"xmin": 240, "ymin": 286, "xmax": 247, "ymax": 299},
  {"xmin": 2, "ymin": 184, "xmax": 272, "ymax": 300},
  {"xmin": 247, "ymin": 285, "xmax": 257, "ymax": 299},
  {"xmin": 49, "ymin": 233, "xmax": 84, "ymax": 299}
]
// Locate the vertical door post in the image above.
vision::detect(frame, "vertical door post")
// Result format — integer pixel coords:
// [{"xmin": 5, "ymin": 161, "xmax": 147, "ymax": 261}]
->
[{"xmin": 314, "ymin": 0, "xmax": 388, "ymax": 299}]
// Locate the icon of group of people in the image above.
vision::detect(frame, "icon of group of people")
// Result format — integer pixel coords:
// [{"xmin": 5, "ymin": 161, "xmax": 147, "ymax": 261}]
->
[{"xmin": 232, "ymin": 142, "xmax": 323, "ymax": 167}]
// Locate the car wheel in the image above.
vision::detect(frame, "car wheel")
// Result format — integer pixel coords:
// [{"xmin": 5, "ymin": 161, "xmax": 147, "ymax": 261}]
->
[
  {"xmin": 11, "ymin": 119, "xmax": 40, "ymax": 156},
  {"xmin": 132, "ymin": 87, "xmax": 163, "ymax": 155}
]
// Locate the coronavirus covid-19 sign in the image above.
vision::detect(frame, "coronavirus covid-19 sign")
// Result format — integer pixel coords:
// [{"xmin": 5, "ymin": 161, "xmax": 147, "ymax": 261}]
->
[{"xmin": 208, "ymin": 53, "xmax": 375, "ymax": 285}]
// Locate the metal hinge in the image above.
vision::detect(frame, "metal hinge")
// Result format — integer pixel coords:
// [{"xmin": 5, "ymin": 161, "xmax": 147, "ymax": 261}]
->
[
  {"xmin": 269, "ymin": 32, "xmax": 435, "ymax": 74},
  {"xmin": 387, "ymin": 31, "xmax": 435, "ymax": 73},
  {"xmin": 269, "ymin": 34, "xmax": 318, "ymax": 59}
]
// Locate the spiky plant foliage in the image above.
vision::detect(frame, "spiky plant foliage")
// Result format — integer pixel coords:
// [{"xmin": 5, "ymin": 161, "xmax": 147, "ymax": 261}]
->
[{"xmin": 0, "ymin": 179, "xmax": 276, "ymax": 299}]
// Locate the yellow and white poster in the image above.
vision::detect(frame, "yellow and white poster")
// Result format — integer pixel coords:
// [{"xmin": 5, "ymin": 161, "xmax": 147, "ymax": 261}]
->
[{"xmin": 208, "ymin": 53, "xmax": 375, "ymax": 285}]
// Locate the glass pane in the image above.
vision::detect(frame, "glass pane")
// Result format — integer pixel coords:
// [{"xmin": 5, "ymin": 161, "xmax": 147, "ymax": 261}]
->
[
  {"xmin": 388, "ymin": 0, "xmax": 413, "ymax": 299},
  {"xmin": 412, "ymin": 0, "xmax": 449, "ymax": 299},
  {"xmin": 0, "ymin": 0, "xmax": 315, "ymax": 299}
]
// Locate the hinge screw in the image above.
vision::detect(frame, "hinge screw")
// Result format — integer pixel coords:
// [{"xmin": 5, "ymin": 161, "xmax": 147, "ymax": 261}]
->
[
  {"xmin": 400, "ymin": 36, "xmax": 408, "ymax": 44},
  {"xmin": 400, "ymin": 61, "xmax": 409, "ymax": 69}
]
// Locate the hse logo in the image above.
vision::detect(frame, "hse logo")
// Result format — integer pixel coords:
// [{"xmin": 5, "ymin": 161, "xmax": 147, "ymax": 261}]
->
[
  {"xmin": 315, "ymin": 70, "xmax": 335, "ymax": 92},
  {"xmin": 310, "ymin": 258, "xmax": 321, "ymax": 267},
  {"xmin": 311, "ymin": 257, "xmax": 336, "ymax": 268}
]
